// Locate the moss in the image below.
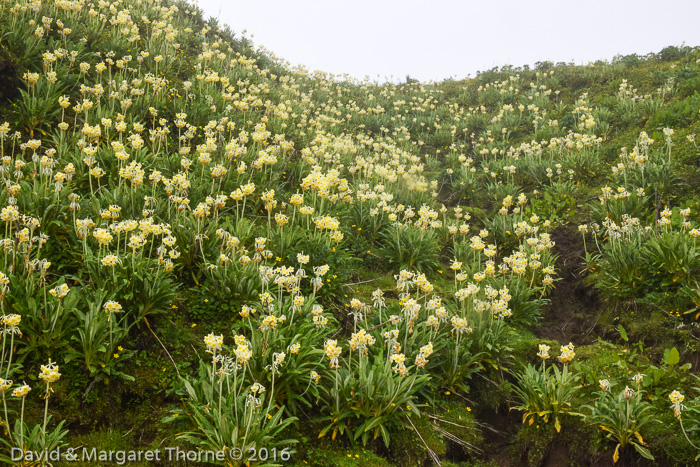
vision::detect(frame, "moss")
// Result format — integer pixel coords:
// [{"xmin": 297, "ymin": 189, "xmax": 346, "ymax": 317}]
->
[
  {"xmin": 461, "ymin": 206, "xmax": 487, "ymax": 224},
  {"xmin": 429, "ymin": 397, "xmax": 486, "ymax": 463},
  {"xmin": 515, "ymin": 423, "xmax": 557, "ymax": 466},
  {"xmin": 557, "ymin": 415, "xmax": 602, "ymax": 466},
  {"xmin": 65, "ymin": 429, "xmax": 152, "ymax": 467},
  {"xmin": 291, "ymin": 445, "xmax": 393, "ymax": 467},
  {"xmin": 510, "ymin": 329, "xmax": 558, "ymax": 366},
  {"xmin": 469, "ymin": 373, "xmax": 511, "ymax": 414},
  {"xmin": 442, "ymin": 461, "xmax": 500, "ymax": 467},
  {"xmin": 644, "ymin": 412, "xmax": 697, "ymax": 465},
  {"xmin": 388, "ymin": 418, "xmax": 445, "ymax": 466}
]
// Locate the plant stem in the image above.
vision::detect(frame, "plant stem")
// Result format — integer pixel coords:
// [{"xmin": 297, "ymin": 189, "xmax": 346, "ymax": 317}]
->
[
  {"xmin": 4, "ymin": 332, "xmax": 14, "ymax": 380},
  {"xmin": 1, "ymin": 392, "xmax": 11, "ymax": 439},
  {"xmin": 42, "ymin": 382, "xmax": 50, "ymax": 445}
]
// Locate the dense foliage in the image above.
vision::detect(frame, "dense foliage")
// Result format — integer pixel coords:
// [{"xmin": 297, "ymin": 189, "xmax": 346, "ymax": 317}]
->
[{"xmin": 0, "ymin": 0, "xmax": 700, "ymax": 466}]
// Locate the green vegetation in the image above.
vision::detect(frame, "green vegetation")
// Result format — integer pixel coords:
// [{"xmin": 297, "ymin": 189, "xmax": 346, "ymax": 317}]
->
[{"xmin": 0, "ymin": 0, "xmax": 700, "ymax": 465}]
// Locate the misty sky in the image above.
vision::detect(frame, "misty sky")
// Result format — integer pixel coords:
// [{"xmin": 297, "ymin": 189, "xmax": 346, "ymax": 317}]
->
[{"xmin": 193, "ymin": 0, "xmax": 700, "ymax": 83}]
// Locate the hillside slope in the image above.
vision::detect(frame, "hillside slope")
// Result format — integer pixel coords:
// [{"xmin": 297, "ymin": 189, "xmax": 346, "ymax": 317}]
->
[{"xmin": 1, "ymin": 1, "xmax": 700, "ymax": 466}]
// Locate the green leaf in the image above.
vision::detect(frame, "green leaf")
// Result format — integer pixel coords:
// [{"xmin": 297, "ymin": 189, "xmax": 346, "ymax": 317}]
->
[
  {"xmin": 379, "ymin": 425, "xmax": 390, "ymax": 448},
  {"xmin": 666, "ymin": 347, "xmax": 680, "ymax": 366},
  {"xmin": 617, "ymin": 324, "xmax": 628, "ymax": 342},
  {"xmin": 633, "ymin": 442, "xmax": 654, "ymax": 460}
]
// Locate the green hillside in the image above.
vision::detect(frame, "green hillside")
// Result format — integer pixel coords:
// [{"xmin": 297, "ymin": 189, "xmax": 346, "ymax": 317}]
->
[{"xmin": 1, "ymin": 0, "xmax": 700, "ymax": 465}]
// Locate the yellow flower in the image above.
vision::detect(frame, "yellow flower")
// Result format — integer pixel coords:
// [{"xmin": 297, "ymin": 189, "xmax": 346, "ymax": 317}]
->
[
  {"xmin": 12, "ymin": 384, "xmax": 30, "ymax": 398},
  {"xmin": 204, "ymin": 333, "xmax": 223, "ymax": 352},
  {"xmin": 557, "ymin": 343, "xmax": 575, "ymax": 364},
  {"xmin": 39, "ymin": 360, "xmax": 61, "ymax": 384}
]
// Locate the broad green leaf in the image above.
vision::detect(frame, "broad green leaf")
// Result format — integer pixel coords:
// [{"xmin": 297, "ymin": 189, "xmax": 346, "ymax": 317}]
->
[
  {"xmin": 633, "ymin": 442, "xmax": 654, "ymax": 460},
  {"xmin": 666, "ymin": 347, "xmax": 680, "ymax": 366},
  {"xmin": 617, "ymin": 324, "xmax": 628, "ymax": 342}
]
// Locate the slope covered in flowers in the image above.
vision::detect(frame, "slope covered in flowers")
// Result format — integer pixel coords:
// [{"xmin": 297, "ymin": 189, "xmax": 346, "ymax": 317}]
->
[{"xmin": 1, "ymin": 0, "xmax": 700, "ymax": 465}]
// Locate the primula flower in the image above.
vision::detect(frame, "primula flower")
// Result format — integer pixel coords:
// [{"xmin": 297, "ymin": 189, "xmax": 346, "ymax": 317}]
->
[
  {"xmin": 12, "ymin": 384, "xmax": 30, "ymax": 398},
  {"xmin": 234, "ymin": 344, "xmax": 252, "ymax": 366},
  {"xmin": 324, "ymin": 340, "xmax": 342, "ymax": 369},
  {"xmin": 0, "ymin": 378, "xmax": 12, "ymax": 391},
  {"xmin": 3, "ymin": 314, "xmax": 21, "ymax": 332},
  {"xmin": 101, "ymin": 255, "xmax": 121, "ymax": 267},
  {"xmin": 49, "ymin": 283, "xmax": 70, "ymax": 299},
  {"xmin": 39, "ymin": 359, "xmax": 61, "ymax": 384},
  {"xmin": 557, "ymin": 343, "xmax": 575, "ymax": 363},
  {"xmin": 104, "ymin": 301, "xmax": 123, "ymax": 319},
  {"xmin": 632, "ymin": 373, "xmax": 645, "ymax": 386},
  {"xmin": 669, "ymin": 390, "xmax": 686, "ymax": 419},
  {"xmin": 390, "ymin": 353, "xmax": 408, "ymax": 376},
  {"xmin": 204, "ymin": 333, "xmax": 223, "ymax": 353}
]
